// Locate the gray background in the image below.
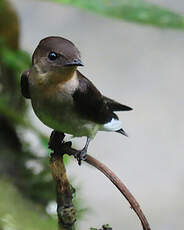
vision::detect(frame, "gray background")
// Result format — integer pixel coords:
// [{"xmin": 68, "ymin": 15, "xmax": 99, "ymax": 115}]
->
[{"xmin": 11, "ymin": 0, "xmax": 184, "ymax": 229}]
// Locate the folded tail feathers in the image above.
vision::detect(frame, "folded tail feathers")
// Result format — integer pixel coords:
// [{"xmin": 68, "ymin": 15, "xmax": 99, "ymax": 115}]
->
[
  {"xmin": 112, "ymin": 104, "xmax": 132, "ymax": 112},
  {"xmin": 104, "ymin": 96, "xmax": 133, "ymax": 112},
  {"xmin": 102, "ymin": 118, "xmax": 122, "ymax": 131},
  {"xmin": 116, "ymin": 128, "xmax": 128, "ymax": 137},
  {"xmin": 102, "ymin": 119, "xmax": 128, "ymax": 138}
]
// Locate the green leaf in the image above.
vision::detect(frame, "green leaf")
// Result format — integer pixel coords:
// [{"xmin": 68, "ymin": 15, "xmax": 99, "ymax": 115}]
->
[{"xmin": 50, "ymin": 0, "xmax": 184, "ymax": 29}]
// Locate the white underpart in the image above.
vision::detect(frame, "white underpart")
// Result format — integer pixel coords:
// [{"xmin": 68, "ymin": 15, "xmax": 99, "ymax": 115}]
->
[{"xmin": 101, "ymin": 118, "xmax": 122, "ymax": 132}]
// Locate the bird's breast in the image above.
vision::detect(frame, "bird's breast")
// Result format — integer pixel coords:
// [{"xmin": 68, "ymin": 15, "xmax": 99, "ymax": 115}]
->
[{"xmin": 29, "ymin": 77, "xmax": 99, "ymax": 138}]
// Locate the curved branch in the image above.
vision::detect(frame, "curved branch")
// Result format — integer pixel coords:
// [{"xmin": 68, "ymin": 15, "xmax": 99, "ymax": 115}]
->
[
  {"xmin": 49, "ymin": 131, "xmax": 151, "ymax": 230},
  {"xmin": 85, "ymin": 155, "xmax": 151, "ymax": 230}
]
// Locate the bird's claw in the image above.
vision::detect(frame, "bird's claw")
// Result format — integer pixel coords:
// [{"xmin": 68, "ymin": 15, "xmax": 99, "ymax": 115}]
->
[
  {"xmin": 49, "ymin": 131, "xmax": 88, "ymax": 165},
  {"xmin": 62, "ymin": 141, "xmax": 72, "ymax": 148},
  {"xmin": 74, "ymin": 149, "xmax": 87, "ymax": 166}
]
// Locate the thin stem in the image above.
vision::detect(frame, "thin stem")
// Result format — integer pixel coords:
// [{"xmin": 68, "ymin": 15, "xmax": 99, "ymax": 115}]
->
[{"xmin": 85, "ymin": 154, "xmax": 151, "ymax": 230}]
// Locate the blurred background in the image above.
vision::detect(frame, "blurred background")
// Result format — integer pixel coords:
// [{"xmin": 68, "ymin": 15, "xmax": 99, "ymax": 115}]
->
[{"xmin": 0, "ymin": 0, "xmax": 184, "ymax": 229}]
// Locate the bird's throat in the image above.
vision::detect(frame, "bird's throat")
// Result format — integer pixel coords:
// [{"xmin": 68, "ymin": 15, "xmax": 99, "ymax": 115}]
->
[{"xmin": 32, "ymin": 65, "xmax": 77, "ymax": 86}]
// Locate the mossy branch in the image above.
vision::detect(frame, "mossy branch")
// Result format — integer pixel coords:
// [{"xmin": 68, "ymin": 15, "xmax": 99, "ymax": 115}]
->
[{"xmin": 50, "ymin": 153, "xmax": 76, "ymax": 230}]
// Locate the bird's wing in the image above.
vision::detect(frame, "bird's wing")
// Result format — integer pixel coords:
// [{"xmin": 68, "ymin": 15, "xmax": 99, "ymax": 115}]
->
[
  {"xmin": 21, "ymin": 69, "xmax": 30, "ymax": 99},
  {"xmin": 73, "ymin": 71, "xmax": 122, "ymax": 124},
  {"xmin": 103, "ymin": 96, "xmax": 132, "ymax": 111}
]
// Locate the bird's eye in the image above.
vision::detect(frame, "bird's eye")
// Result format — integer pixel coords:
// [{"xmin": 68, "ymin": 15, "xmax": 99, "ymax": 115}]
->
[{"xmin": 48, "ymin": 52, "xmax": 58, "ymax": 61}]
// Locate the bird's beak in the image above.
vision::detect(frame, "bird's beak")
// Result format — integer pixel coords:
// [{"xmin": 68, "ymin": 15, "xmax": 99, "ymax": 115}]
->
[{"xmin": 64, "ymin": 59, "xmax": 84, "ymax": 67}]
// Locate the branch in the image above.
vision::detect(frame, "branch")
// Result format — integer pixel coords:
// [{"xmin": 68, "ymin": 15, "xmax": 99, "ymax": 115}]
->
[
  {"xmin": 49, "ymin": 131, "xmax": 151, "ymax": 230},
  {"xmin": 50, "ymin": 152, "xmax": 76, "ymax": 230},
  {"xmin": 90, "ymin": 224, "xmax": 112, "ymax": 230},
  {"xmin": 85, "ymin": 155, "xmax": 151, "ymax": 230}
]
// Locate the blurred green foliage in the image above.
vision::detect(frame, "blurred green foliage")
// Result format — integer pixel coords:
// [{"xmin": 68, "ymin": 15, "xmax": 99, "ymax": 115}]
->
[
  {"xmin": 0, "ymin": 4, "xmax": 83, "ymax": 229},
  {"xmin": 1, "ymin": 48, "xmax": 30, "ymax": 75},
  {"xmin": 0, "ymin": 0, "xmax": 57, "ymax": 210},
  {"xmin": 0, "ymin": 179, "xmax": 57, "ymax": 230},
  {"xmin": 52, "ymin": 0, "xmax": 184, "ymax": 29},
  {"xmin": 0, "ymin": 0, "xmax": 19, "ymax": 50}
]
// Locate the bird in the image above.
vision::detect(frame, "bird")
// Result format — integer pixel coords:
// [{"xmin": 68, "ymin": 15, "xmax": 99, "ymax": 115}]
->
[{"xmin": 21, "ymin": 36, "xmax": 132, "ymax": 164}]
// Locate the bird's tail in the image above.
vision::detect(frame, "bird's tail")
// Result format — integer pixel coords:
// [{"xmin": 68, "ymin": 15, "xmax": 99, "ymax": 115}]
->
[{"xmin": 116, "ymin": 128, "xmax": 128, "ymax": 137}]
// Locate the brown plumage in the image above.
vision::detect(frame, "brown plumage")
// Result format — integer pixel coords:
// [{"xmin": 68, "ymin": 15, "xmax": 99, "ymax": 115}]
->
[{"xmin": 20, "ymin": 36, "xmax": 132, "ymax": 163}]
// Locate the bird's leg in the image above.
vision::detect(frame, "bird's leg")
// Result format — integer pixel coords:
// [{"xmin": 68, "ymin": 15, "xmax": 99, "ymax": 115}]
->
[
  {"xmin": 49, "ymin": 131, "xmax": 90, "ymax": 165},
  {"xmin": 75, "ymin": 137, "xmax": 91, "ymax": 165}
]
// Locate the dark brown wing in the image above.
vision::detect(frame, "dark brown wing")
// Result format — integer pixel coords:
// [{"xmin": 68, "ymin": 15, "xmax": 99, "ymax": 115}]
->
[
  {"xmin": 21, "ymin": 69, "xmax": 30, "ymax": 99},
  {"xmin": 103, "ymin": 96, "xmax": 132, "ymax": 111},
  {"xmin": 73, "ymin": 71, "xmax": 119, "ymax": 124}
]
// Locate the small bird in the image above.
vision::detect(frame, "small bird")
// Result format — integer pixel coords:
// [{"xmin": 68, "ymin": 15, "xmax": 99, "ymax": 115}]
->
[{"xmin": 21, "ymin": 36, "xmax": 132, "ymax": 163}]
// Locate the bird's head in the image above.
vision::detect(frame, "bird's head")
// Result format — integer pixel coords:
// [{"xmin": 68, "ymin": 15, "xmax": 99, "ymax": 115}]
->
[{"xmin": 32, "ymin": 36, "xmax": 83, "ymax": 78}]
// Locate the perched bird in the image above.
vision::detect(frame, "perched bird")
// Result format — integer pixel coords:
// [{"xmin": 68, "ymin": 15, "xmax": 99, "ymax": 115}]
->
[{"xmin": 21, "ymin": 36, "xmax": 132, "ymax": 163}]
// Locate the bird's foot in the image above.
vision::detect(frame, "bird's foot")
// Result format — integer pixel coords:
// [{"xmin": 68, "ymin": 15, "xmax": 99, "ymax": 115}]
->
[
  {"xmin": 74, "ymin": 149, "xmax": 87, "ymax": 166},
  {"xmin": 49, "ymin": 131, "xmax": 72, "ymax": 155},
  {"xmin": 49, "ymin": 130, "xmax": 88, "ymax": 165},
  {"xmin": 49, "ymin": 131, "xmax": 65, "ymax": 150}
]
